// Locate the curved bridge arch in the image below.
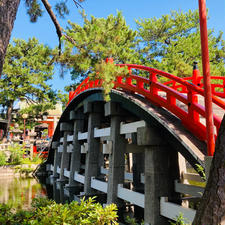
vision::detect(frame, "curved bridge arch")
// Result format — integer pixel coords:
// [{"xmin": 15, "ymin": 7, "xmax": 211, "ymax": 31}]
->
[
  {"xmin": 45, "ymin": 87, "xmax": 208, "ymax": 224},
  {"xmin": 48, "ymin": 89, "xmax": 205, "ymax": 169}
]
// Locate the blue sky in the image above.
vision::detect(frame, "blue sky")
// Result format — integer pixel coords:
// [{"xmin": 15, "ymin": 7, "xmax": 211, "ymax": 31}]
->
[{"xmin": 11, "ymin": 0, "xmax": 225, "ymax": 92}]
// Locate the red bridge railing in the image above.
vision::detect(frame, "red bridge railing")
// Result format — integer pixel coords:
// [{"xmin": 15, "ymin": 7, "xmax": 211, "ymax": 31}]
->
[{"xmin": 68, "ymin": 64, "xmax": 225, "ymax": 154}]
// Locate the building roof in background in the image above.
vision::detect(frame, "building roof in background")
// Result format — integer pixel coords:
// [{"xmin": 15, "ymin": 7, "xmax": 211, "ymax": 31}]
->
[
  {"xmin": 47, "ymin": 103, "xmax": 62, "ymax": 117},
  {"xmin": 18, "ymin": 101, "xmax": 62, "ymax": 117}
]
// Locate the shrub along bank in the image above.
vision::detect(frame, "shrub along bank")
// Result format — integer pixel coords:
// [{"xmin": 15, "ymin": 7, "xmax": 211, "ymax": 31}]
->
[{"xmin": 0, "ymin": 197, "xmax": 118, "ymax": 225}]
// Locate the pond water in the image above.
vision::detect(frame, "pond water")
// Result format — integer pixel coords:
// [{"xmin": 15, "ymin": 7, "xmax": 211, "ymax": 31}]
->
[
  {"xmin": 0, "ymin": 176, "xmax": 139, "ymax": 224},
  {"xmin": 0, "ymin": 176, "xmax": 47, "ymax": 209}
]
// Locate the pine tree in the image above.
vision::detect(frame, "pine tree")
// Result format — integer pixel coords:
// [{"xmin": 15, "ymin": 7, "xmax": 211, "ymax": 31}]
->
[
  {"xmin": 0, "ymin": 38, "xmax": 55, "ymax": 136},
  {"xmin": 136, "ymin": 10, "xmax": 225, "ymax": 77},
  {"xmin": 58, "ymin": 11, "xmax": 139, "ymax": 99}
]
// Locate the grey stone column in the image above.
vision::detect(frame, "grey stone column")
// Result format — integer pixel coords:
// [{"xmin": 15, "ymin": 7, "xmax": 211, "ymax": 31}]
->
[
  {"xmin": 52, "ymin": 141, "xmax": 60, "ymax": 178},
  {"xmin": 84, "ymin": 102, "xmax": 103, "ymax": 195},
  {"xmin": 68, "ymin": 110, "xmax": 84, "ymax": 187},
  {"xmin": 137, "ymin": 127, "xmax": 166, "ymax": 225},
  {"xmin": 58, "ymin": 122, "xmax": 73, "ymax": 182},
  {"xmin": 144, "ymin": 146, "xmax": 170, "ymax": 225},
  {"xmin": 105, "ymin": 102, "xmax": 126, "ymax": 206},
  {"xmin": 137, "ymin": 126, "xmax": 180, "ymax": 225}
]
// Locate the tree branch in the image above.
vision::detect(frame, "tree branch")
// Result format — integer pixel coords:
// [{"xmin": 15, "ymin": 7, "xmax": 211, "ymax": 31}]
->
[
  {"xmin": 40, "ymin": 0, "xmax": 77, "ymax": 52},
  {"xmin": 72, "ymin": 0, "xmax": 83, "ymax": 9}
]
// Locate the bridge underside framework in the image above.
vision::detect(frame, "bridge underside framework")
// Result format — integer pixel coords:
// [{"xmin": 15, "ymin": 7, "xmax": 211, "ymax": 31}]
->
[{"xmin": 46, "ymin": 88, "xmax": 208, "ymax": 225}]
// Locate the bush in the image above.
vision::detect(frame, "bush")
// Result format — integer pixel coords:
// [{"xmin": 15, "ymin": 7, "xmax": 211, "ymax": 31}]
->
[
  {"xmin": 8, "ymin": 144, "xmax": 24, "ymax": 165},
  {"xmin": 0, "ymin": 197, "xmax": 119, "ymax": 225},
  {"xmin": 0, "ymin": 151, "xmax": 6, "ymax": 166}
]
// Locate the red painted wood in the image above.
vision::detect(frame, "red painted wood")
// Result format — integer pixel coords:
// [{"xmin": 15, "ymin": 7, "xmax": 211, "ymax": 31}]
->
[{"xmin": 67, "ymin": 64, "xmax": 225, "ymax": 155}]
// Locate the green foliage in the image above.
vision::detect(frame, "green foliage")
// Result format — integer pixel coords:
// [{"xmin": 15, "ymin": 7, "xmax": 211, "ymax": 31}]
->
[
  {"xmin": 0, "ymin": 151, "xmax": 6, "ymax": 166},
  {"xmin": 90, "ymin": 60, "xmax": 129, "ymax": 101},
  {"xmin": 0, "ymin": 202, "xmax": 33, "ymax": 225},
  {"xmin": 195, "ymin": 164, "xmax": 206, "ymax": 181},
  {"xmin": 18, "ymin": 167, "xmax": 34, "ymax": 176},
  {"xmin": 57, "ymin": 90, "xmax": 69, "ymax": 110},
  {"xmin": 31, "ymin": 197, "xmax": 55, "ymax": 209},
  {"xmin": 21, "ymin": 155, "xmax": 43, "ymax": 165},
  {"xmin": 24, "ymin": 0, "xmax": 85, "ymax": 22},
  {"xmin": 0, "ymin": 38, "xmax": 56, "ymax": 131},
  {"xmin": 59, "ymin": 11, "xmax": 139, "ymax": 98},
  {"xmin": 136, "ymin": 10, "xmax": 225, "ymax": 77},
  {"xmin": 8, "ymin": 144, "xmax": 24, "ymax": 165},
  {"xmin": 125, "ymin": 216, "xmax": 144, "ymax": 225},
  {"xmin": 169, "ymin": 213, "xmax": 190, "ymax": 225},
  {"xmin": 25, "ymin": 0, "xmax": 44, "ymax": 22},
  {"xmin": 0, "ymin": 197, "xmax": 118, "ymax": 225}
]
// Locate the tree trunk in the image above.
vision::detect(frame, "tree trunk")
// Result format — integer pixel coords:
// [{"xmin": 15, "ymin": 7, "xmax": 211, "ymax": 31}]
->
[
  {"xmin": 5, "ymin": 101, "xmax": 13, "ymax": 140},
  {"xmin": 193, "ymin": 115, "xmax": 225, "ymax": 224},
  {"xmin": 0, "ymin": 0, "xmax": 20, "ymax": 76}
]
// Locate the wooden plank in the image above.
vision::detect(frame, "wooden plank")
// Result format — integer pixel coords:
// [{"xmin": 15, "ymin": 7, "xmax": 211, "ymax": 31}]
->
[
  {"xmin": 67, "ymin": 144, "xmax": 73, "ymax": 153},
  {"xmin": 64, "ymin": 188, "xmax": 70, "ymax": 197},
  {"xmin": 57, "ymin": 145, "xmax": 63, "ymax": 153},
  {"xmin": 100, "ymin": 167, "xmax": 133, "ymax": 181},
  {"xmin": 120, "ymin": 120, "xmax": 146, "ymax": 134},
  {"xmin": 91, "ymin": 177, "xmax": 108, "ymax": 193},
  {"xmin": 67, "ymin": 135, "xmax": 73, "ymax": 142},
  {"xmin": 141, "ymin": 173, "xmax": 145, "ymax": 184},
  {"xmin": 74, "ymin": 195, "xmax": 81, "ymax": 203},
  {"xmin": 101, "ymin": 167, "xmax": 109, "ymax": 175},
  {"xmin": 175, "ymin": 180, "xmax": 204, "ymax": 197},
  {"xmin": 160, "ymin": 197, "xmax": 196, "ymax": 223},
  {"xmin": 103, "ymin": 141, "xmax": 112, "ymax": 154},
  {"xmin": 125, "ymin": 172, "xmax": 133, "ymax": 181},
  {"xmin": 94, "ymin": 127, "xmax": 110, "ymax": 138},
  {"xmin": 183, "ymin": 172, "xmax": 204, "ymax": 183},
  {"xmin": 46, "ymin": 164, "xmax": 51, "ymax": 171},
  {"xmin": 117, "ymin": 184, "xmax": 144, "ymax": 208},
  {"xmin": 74, "ymin": 171, "xmax": 85, "ymax": 184},
  {"xmin": 64, "ymin": 169, "xmax": 70, "ymax": 178},
  {"xmin": 81, "ymin": 143, "xmax": 88, "ymax": 153},
  {"xmin": 57, "ymin": 166, "xmax": 61, "ymax": 174},
  {"xmin": 78, "ymin": 132, "xmax": 88, "ymax": 140}
]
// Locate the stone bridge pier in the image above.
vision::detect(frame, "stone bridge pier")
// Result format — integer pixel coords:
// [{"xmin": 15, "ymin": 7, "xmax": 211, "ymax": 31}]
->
[{"xmin": 45, "ymin": 91, "xmax": 206, "ymax": 225}]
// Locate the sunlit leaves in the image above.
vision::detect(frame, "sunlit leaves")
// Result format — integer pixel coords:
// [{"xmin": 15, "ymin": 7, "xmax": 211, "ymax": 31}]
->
[
  {"xmin": 136, "ymin": 9, "xmax": 225, "ymax": 77},
  {"xmin": 59, "ymin": 11, "xmax": 139, "ymax": 98},
  {"xmin": 0, "ymin": 38, "xmax": 55, "ymax": 128}
]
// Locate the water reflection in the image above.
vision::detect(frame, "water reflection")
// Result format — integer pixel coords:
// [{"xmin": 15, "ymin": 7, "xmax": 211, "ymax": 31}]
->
[{"xmin": 0, "ymin": 177, "xmax": 47, "ymax": 209}]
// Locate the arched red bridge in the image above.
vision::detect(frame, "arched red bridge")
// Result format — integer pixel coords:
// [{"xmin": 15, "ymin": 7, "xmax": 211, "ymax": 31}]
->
[
  {"xmin": 45, "ymin": 62, "xmax": 225, "ymax": 224},
  {"xmin": 68, "ymin": 63, "xmax": 225, "ymax": 154}
]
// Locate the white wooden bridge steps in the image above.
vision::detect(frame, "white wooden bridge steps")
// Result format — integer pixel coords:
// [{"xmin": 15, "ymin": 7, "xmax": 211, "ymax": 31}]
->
[
  {"xmin": 67, "ymin": 110, "xmax": 84, "ymax": 187},
  {"xmin": 58, "ymin": 122, "xmax": 73, "ymax": 182},
  {"xmin": 105, "ymin": 102, "xmax": 127, "ymax": 206},
  {"xmin": 84, "ymin": 102, "xmax": 105, "ymax": 195}
]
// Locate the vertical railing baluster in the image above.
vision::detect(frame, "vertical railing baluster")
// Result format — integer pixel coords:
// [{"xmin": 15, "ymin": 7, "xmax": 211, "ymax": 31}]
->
[{"xmin": 149, "ymin": 72, "xmax": 158, "ymax": 95}]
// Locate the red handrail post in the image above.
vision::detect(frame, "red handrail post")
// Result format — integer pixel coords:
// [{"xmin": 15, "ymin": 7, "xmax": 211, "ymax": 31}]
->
[
  {"xmin": 198, "ymin": 0, "xmax": 215, "ymax": 156},
  {"xmin": 149, "ymin": 72, "xmax": 158, "ymax": 95},
  {"xmin": 192, "ymin": 61, "xmax": 200, "ymax": 86},
  {"xmin": 105, "ymin": 58, "xmax": 114, "ymax": 64},
  {"xmin": 188, "ymin": 62, "xmax": 200, "ymax": 122}
]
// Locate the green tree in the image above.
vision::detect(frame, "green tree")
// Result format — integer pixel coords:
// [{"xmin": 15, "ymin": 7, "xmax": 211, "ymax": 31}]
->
[
  {"xmin": 59, "ymin": 11, "xmax": 139, "ymax": 99},
  {"xmin": 136, "ymin": 10, "xmax": 225, "ymax": 77},
  {"xmin": 0, "ymin": 38, "xmax": 55, "ymax": 136},
  {"xmin": 0, "ymin": 0, "xmax": 84, "ymax": 77}
]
